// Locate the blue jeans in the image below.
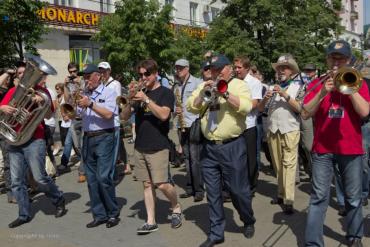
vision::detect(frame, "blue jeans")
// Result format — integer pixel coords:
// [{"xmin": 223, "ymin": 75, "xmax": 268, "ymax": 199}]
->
[
  {"xmin": 83, "ymin": 132, "xmax": 118, "ymax": 220},
  {"xmin": 9, "ymin": 139, "xmax": 64, "ymax": 220},
  {"xmin": 61, "ymin": 120, "xmax": 84, "ymax": 175},
  {"xmin": 305, "ymin": 153, "xmax": 363, "ymax": 246}
]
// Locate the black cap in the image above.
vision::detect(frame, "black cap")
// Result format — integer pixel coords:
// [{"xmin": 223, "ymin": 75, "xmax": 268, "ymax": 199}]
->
[
  {"xmin": 201, "ymin": 60, "xmax": 211, "ymax": 70},
  {"xmin": 303, "ymin": 64, "xmax": 316, "ymax": 71},
  {"xmin": 210, "ymin": 54, "xmax": 231, "ymax": 70},
  {"xmin": 326, "ymin": 40, "xmax": 351, "ymax": 58},
  {"xmin": 78, "ymin": 64, "xmax": 99, "ymax": 76}
]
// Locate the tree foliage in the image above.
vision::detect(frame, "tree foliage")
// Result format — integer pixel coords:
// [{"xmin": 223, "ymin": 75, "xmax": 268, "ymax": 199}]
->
[
  {"xmin": 0, "ymin": 0, "xmax": 47, "ymax": 67},
  {"xmin": 206, "ymin": 0, "xmax": 343, "ymax": 80},
  {"xmin": 94, "ymin": 0, "xmax": 175, "ymax": 82}
]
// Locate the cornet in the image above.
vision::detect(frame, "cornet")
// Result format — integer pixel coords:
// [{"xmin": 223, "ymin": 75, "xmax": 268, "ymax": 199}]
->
[
  {"xmin": 201, "ymin": 78, "xmax": 228, "ymax": 104},
  {"xmin": 116, "ymin": 80, "xmax": 146, "ymax": 109}
]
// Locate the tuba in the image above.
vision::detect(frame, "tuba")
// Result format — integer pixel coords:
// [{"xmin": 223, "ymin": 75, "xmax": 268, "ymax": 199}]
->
[{"xmin": 0, "ymin": 54, "xmax": 57, "ymax": 146}]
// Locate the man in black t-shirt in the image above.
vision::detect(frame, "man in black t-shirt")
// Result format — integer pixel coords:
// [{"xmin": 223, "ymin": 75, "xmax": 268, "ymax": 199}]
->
[{"xmin": 121, "ymin": 59, "xmax": 182, "ymax": 234}]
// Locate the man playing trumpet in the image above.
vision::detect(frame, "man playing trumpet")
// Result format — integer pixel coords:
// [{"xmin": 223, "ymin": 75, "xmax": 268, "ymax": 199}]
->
[
  {"xmin": 187, "ymin": 54, "xmax": 255, "ymax": 247},
  {"xmin": 258, "ymin": 54, "xmax": 303, "ymax": 215},
  {"xmin": 120, "ymin": 59, "xmax": 182, "ymax": 234}
]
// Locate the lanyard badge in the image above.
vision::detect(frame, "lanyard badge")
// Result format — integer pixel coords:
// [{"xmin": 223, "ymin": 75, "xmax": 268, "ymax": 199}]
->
[{"xmin": 328, "ymin": 106, "xmax": 344, "ymax": 119}]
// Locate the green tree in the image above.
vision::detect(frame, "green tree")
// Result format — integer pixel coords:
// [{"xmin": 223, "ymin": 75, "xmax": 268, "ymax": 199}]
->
[
  {"xmin": 94, "ymin": 0, "xmax": 174, "ymax": 83},
  {"xmin": 206, "ymin": 0, "xmax": 342, "ymax": 80},
  {"xmin": 0, "ymin": 0, "xmax": 47, "ymax": 67}
]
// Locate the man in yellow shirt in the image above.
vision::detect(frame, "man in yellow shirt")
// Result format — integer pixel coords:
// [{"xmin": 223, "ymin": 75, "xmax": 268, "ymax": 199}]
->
[{"xmin": 187, "ymin": 54, "xmax": 256, "ymax": 247}]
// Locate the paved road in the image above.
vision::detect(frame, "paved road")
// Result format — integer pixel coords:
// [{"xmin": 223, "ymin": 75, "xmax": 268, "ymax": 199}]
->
[{"xmin": 0, "ymin": 131, "xmax": 369, "ymax": 247}]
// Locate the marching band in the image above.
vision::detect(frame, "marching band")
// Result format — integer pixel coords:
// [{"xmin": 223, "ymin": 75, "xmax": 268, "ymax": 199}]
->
[{"xmin": 0, "ymin": 39, "xmax": 369, "ymax": 247}]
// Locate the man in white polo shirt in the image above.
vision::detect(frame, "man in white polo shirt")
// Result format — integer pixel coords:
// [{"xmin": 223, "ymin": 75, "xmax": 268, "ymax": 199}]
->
[{"xmin": 234, "ymin": 55, "xmax": 262, "ymax": 195}]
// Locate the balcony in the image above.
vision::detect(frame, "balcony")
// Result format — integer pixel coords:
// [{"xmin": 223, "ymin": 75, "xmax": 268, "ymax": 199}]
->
[{"xmin": 350, "ymin": 10, "xmax": 358, "ymax": 20}]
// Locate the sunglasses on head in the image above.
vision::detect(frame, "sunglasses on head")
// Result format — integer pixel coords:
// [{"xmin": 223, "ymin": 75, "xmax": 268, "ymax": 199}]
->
[{"xmin": 138, "ymin": 71, "xmax": 151, "ymax": 78}]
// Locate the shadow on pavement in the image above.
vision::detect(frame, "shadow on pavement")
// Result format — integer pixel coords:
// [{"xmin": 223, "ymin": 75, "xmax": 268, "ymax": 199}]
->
[
  {"xmin": 128, "ymin": 198, "xmax": 172, "ymax": 225},
  {"xmin": 83, "ymin": 197, "xmax": 127, "ymax": 215},
  {"xmin": 183, "ymin": 202, "xmax": 241, "ymax": 236},
  {"xmin": 30, "ymin": 192, "xmax": 81, "ymax": 217}
]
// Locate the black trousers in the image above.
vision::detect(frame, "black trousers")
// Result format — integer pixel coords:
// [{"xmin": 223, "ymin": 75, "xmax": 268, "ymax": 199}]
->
[
  {"xmin": 201, "ymin": 136, "xmax": 255, "ymax": 241},
  {"xmin": 179, "ymin": 128, "xmax": 204, "ymax": 196},
  {"xmin": 243, "ymin": 127, "xmax": 258, "ymax": 191}
]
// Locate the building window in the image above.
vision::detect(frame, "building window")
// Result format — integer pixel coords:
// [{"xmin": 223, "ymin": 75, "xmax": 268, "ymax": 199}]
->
[
  {"xmin": 211, "ymin": 7, "xmax": 220, "ymax": 21},
  {"xmin": 165, "ymin": 0, "xmax": 174, "ymax": 5},
  {"xmin": 54, "ymin": 0, "xmax": 73, "ymax": 6},
  {"xmin": 100, "ymin": 0, "xmax": 111, "ymax": 13},
  {"xmin": 190, "ymin": 2, "xmax": 198, "ymax": 26}
]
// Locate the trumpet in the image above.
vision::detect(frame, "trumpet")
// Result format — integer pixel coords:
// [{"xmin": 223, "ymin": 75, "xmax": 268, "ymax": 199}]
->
[
  {"xmin": 201, "ymin": 78, "xmax": 228, "ymax": 104},
  {"xmin": 116, "ymin": 80, "xmax": 146, "ymax": 109}
]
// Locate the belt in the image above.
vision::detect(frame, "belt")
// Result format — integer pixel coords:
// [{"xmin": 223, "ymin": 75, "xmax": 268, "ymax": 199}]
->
[
  {"xmin": 206, "ymin": 136, "xmax": 239, "ymax": 145},
  {"xmin": 85, "ymin": 128, "xmax": 114, "ymax": 137}
]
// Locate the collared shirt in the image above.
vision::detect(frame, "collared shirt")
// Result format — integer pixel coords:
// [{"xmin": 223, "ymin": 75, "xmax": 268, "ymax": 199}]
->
[
  {"xmin": 244, "ymin": 73, "xmax": 262, "ymax": 129},
  {"xmin": 104, "ymin": 76, "xmax": 121, "ymax": 127},
  {"xmin": 267, "ymin": 77, "xmax": 302, "ymax": 134},
  {"xmin": 187, "ymin": 78, "xmax": 252, "ymax": 141},
  {"xmin": 176, "ymin": 74, "xmax": 202, "ymax": 128},
  {"xmin": 78, "ymin": 83, "xmax": 118, "ymax": 132}
]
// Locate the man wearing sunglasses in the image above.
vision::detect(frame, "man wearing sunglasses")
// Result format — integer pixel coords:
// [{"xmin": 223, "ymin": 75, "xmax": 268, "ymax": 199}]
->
[
  {"xmin": 76, "ymin": 64, "xmax": 120, "ymax": 229},
  {"xmin": 58, "ymin": 63, "xmax": 85, "ymax": 183},
  {"xmin": 174, "ymin": 58, "xmax": 204, "ymax": 202},
  {"xmin": 120, "ymin": 59, "xmax": 182, "ymax": 234},
  {"xmin": 187, "ymin": 54, "xmax": 256, "ymax": 247}
]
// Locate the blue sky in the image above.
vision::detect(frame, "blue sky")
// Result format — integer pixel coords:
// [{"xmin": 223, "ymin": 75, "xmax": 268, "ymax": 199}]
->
[{"xmin": 366, "ymin": 0, "xmax": 370, "ymax": 25}]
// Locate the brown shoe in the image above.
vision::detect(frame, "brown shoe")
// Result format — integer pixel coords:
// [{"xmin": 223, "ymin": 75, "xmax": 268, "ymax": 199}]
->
[{"xmin": 78, "ymin": 175, "xmax": 86, "ymax": 183}]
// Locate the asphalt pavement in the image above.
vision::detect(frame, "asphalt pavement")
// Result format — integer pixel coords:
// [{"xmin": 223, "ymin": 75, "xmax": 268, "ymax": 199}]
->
[{"xmin": 0, "ymin": 130, "xmax": 369, "ymax": 247}]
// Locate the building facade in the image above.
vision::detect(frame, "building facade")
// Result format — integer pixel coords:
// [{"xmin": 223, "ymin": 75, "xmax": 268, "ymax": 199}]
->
[
  {"xmin": 36, "ymin": 0, "xmax": 224, "ymax": 84},
  {"xmin": 336, "ymin": 0, "xmax": 364, "ymax": 52}
]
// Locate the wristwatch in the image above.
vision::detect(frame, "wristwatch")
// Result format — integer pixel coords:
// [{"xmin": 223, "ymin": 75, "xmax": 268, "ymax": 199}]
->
[
  {"xmin": 222, "ymin": 91, "xmax": 230, "ymax": 100},
  {"xmin": 145, "ymin": 97, "xmax": 151, "ymax": 104},
  {"xmin": 88, "ymin": 101, "xmax": 94, "ymax": 109}
]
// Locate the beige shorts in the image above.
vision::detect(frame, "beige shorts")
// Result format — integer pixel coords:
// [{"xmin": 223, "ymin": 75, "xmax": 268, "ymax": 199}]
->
[{"xmin": 134, "ymin": 149, "xmax": 169, "ymax": 184}]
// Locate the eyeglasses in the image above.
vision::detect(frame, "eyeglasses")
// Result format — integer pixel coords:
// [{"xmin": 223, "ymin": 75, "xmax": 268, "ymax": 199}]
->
[
  {"xmin": 138, "ymin": 71, "xmax": 151, "ymax": 78},
  {"xmin": 69, "ymin": 69, "xmax": 78, "ymax": 74},
  {"xmin": 203, "ymin": 66, "xmax": 210, "ymax": 71}
]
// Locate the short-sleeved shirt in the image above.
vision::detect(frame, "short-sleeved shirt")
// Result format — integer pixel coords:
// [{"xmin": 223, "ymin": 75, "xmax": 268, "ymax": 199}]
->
[
  {"xmin": 303, "ymin": 78, "xmax": 370, "ymax": 154},
  {"xmin": 244, "ymin": 73, "xmax": 263, "ymax": 129},
  {"xmin": 104, "ymin": 76, "xmax": 121, "ymax": 128},
  {"xmin": 78, "ymin": 83, "xmax": 118, "ymax": 132},
  {"xmin": 0, "ymin": 85, "xmax": 54, "ymax": 140},
  {"xmin": 176, "ymin": 74, "xmax": 202, "ymax": 128},
  {"xmin": 134, "ymin": 86, "xmax": 175, "ymax": 152}
]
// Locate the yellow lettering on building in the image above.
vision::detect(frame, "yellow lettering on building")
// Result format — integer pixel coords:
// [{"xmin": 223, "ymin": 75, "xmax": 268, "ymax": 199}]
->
[
  {"xmin": 57, "ymin": 9, "xmax": 67, "ymax": 22},
  {"xmin": 91, "ymin": 14, "xmax": 99, "ymax": 26},
  {"xmin": 37, "ymin": 9, "xmax": 46, "ymax": 19},
  {"xmin": 83, "ymin": 13, "xmax": 91, "ymax": 25},
  {"xmin": 46, "ymin": 8, "xmax": 57, "ymax": 21},
  {"xmin": 76, "ymin": 11, "xmax": 84, "ymax": 24},
  {"xmin": 67, "ymin": 10, "xmax": 76, "ymax": 23}
]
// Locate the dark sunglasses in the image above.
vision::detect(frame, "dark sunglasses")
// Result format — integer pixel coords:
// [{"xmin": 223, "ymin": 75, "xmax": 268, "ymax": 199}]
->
[
  {"xmin": 138, "ymin": 71, "xmax": 151, "ymax": 78},
  {"xmin": 203, "ymin": 66, "xmax": 210, "ymax": 71},
  {"xmin": 69, "ymin": 69, "xmax": 78, "ymax": 73}
]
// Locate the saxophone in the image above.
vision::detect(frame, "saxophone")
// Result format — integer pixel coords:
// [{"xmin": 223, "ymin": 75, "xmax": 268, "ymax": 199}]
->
[
  {"xmin": 174, "ymin": 84, "xmax": 186, "ymax": 132},
  {"xmin": 0, "ymin": 54, "xmax": 57, "ymax": 146}
]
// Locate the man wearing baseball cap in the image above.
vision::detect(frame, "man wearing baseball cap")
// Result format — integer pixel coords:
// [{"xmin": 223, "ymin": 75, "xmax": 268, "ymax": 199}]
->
[
  {"xmin": 77, "ymin": 64, "xmax": 120, "ymax": 228},
  {"xmin": 187, "ymin": 54, "xmax": 256, "ymax": 246},
  {"xmin": 303, "ymin": 40, "xmax": 370, "ymax": 246},
  {"xmin": 98, "ymin": 62, "xmax": 128, "ymax": 180}
]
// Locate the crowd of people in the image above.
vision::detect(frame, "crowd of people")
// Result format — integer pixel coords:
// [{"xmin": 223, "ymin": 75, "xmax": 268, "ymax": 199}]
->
[{"xmin": 0, "ymin": 39, "xmax": 369, "ymax": 247}]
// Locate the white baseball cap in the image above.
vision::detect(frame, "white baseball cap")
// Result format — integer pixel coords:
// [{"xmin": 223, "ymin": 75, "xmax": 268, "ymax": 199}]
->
[{"xmin": 98, "ymin": 61, "xmax": 111, "ymax": 70}]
